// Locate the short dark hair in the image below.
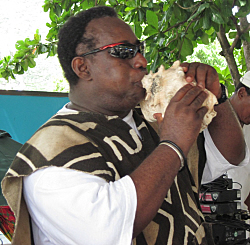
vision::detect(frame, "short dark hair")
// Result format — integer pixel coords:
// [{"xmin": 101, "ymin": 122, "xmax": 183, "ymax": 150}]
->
[
  {"xmin": 235, "ymin": 82, "xmax": 250, "ymax": 96},
  {"xmin": 57, "ymin": 6, "xmax": 117, "ymax": 86}
]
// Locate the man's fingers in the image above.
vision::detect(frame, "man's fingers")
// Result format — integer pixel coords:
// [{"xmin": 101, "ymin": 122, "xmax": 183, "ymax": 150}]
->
[
  {"xmin": 195, "ymin": 64, "xmax": 207, "ymax": 88},
  {"xmin": 197, "ymin": 106, "xmax": 209, "ymax": 120},
  {"xmin": 171, "ymin": 83, "xmax": 208, "ymax": 108},
  {"xmin": 188, "ymin": 89, "xmax": 208, "ymax": 109},
  {"xmin": 180, "ymin": 62, "xmax": 220, "ymax": 96},
  {"xmin": 170, "ymin": 83, "xmax": 195, "ymax": 102}
]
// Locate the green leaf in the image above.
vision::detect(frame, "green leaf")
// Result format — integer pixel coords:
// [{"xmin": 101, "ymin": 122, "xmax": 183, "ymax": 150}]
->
[
  {"xmin": 188, "ymin": 3, "xmax": 210, "ymax": 21},
  {"xmin": 49, "ymin": 8, "xmax": 56, "ymax": 22},
  {"xmin": 181, "ymin": 38, "xmax": 193, "ymax": 57},
  {"xmin": 125, "ymin": 7, "xmax": 135, "ymax": 11},
  {"xmin": 235, "ymin": 5, "xmax": 250, "ymax": 18},
  {"xmin": 10, "ymin": 71, "xmax": 15, "ymax": 79},
  {"xmin": 54, "ymin": 4, "xmax": 62, "ymax": 17},
  {"xmin": 193, "ymin": 18, "xmax": 203, "ymax": 32},
  {"xmin": 205, "ymin": 27, "xmax": 215, "ymax": 37},
  {"xmin": 1, "ymin": 71, "xmax": 8, "ymax": 80},
  {"xmin": 212, "ymin": 22, "xmax": 220, "ymax": 32},
  {"xmin": 221, "ymin": 66, "xmax": 230, "ymax": 77},
  {"xmin": 203, "ymin": 9, "xmax": 212, "ymax": 30},
  {"xmin": 34, "ymin": 33, "xmax": 41, "ymax": 42},
  {"xmin": 229, "ymin": 31, "xmax": 237, "ymax": 39},
  {"xmin": 28, "ymin": 57, "xmax": 36, "ymax": 68},
  {"xmin": 143, "ymin": 25, "xmax": 158, "ymax": 36},
  {"xmin": 138, "ymin": 9, "xmax": 144, "ymax": 22},
  {"xmin": 4, "ymin": 56, "xmax": 11, "ymax": 63},
  {"xmin": 21, "ymin": 59, "xmax": 29, "ymax": 71},
  {"xmin": 146, "ymin": 10, "xmax": 158, "ymax": 29},
  {"xmin": 211, "ymin": 6, "xmax": 225, "ymax": 24},
  {"xmin": 15, "ymin": 40, "xmax": 27, "ymax": 50},
  {"xmin": 14, "ymin": 50, "xmax": 26, "ymax": 59},
  {"xmin": 43, "ymin": 3, "xmax": 50, "ymax": 12},
  {"xmin": 173, "ymin": 4, "xmax": 181, "ymax": 19},
  {"xmin": 201, "ymin": 33, "xmax": 209, "ymax": 45},
  {"xmin": 237, "ymin": 0, "xmax": 247, "ymax": 6},
  {"xmin": 134, "ymin": 22, "xmax": 142, "ymax": 39},
  {"xmin": 150, "ymin": 52, "xmax": 159, "ymax": 72},
  {"xmin": 186, "ymin": 27, "xmax": 195, "ymax": 40},
  {"xmin": 109, "ymin": 0, "xmax": 117, "ymax": 4},
  {"xmin": 141, "ymin": 0, "xmax": 150, "ymax": 7},
  {"xmin": 163, "ymin": 2, "xmax": 169, "ymax": 12},
  {"xmin": 15, "ymin": 63, "xmax": 22, "ymax": 72}
]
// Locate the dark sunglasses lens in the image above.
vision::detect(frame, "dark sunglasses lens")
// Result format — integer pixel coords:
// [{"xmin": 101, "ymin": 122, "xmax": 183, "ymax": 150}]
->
[
  {"xmin": 109, "ymin": 46, "xmax": 134, "ymax": 59},
  {"xmin": 109, "ymin": 43, "xmax": 144, "ymax": 59}
]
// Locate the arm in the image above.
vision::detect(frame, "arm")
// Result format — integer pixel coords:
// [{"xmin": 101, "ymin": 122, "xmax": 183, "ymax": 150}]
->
[
  {"xmin": 181, "ymin": 62, "xmax": 246, "ymax": 165},
  {"xmin": 130, "ymin": 83, "xmax": 208, "ymax": 237},
  {"xmin": 208, "ymin": 100, "xmax": 245, "ymax": 165}
]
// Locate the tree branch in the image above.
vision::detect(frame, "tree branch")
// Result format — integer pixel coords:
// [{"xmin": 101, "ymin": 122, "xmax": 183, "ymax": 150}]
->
[
  {"xmin": 217, "ymin": 25, "xmax": 241, "ymax": 86},
  {"xmin": 162, "ymin": 1, "xmax": 202, "ymax": 34},
  {"xmin": 175, "ymin": 2, "xmax": 201, "ymax": 10},
  {"xmin": 229, "ymin": 16, "xmax": 250, "ymax": 53}
]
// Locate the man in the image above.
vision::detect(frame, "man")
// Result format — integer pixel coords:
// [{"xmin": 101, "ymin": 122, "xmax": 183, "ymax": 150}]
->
[
  {"xmin": 2, "ymin": 6, "xmax": 248, "ymax": 245},
  {"xmin": 228, "ymin": 71, "xmax": 250, "ymax": 211}
]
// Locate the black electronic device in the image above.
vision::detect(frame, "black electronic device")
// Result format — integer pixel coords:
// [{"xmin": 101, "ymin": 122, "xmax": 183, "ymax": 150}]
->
[
  {"xmin": 199, "ymin": 189, "xmax": 241, "ymax": 203},
  {"xmin": 200, "ymin": 202, "xmax": 241, "ymax": 214},
  {"xmin": 212, "ymin": 223, "xmax": 246, "ymax": 245}
]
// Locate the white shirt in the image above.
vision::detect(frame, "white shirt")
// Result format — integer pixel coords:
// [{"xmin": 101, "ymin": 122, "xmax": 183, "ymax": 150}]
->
[
  {"xmin": 201, "ymin": 127, "xmax": 249, "ymax": 184},
  {"xmin": 23, "ymin": 169, "xmax": 136, "ymax": 245},
  {"xmin": 23, "ymin": 106, "xmax": 249, "ymax": 245},
  {"xmin": 227, "ymin": 124, "xmax": 250, "ymax": 210}
]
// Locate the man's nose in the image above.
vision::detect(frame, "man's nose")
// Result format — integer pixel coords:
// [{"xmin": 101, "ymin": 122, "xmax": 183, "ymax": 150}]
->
[{"xmin": 132, "ymin": 52, "xmax": 148, "ymax": 69}]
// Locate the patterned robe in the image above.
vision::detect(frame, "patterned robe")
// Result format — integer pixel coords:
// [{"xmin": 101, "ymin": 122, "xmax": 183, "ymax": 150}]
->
[{"xmin": 2, "ymin": 110, "xmax": 214, "ymax": 245}]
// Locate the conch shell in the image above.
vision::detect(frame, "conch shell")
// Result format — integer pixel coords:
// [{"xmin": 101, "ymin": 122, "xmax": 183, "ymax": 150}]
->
[{"xmin": 140, "ymin": 61, "xmax": 218, "ymax": 132}]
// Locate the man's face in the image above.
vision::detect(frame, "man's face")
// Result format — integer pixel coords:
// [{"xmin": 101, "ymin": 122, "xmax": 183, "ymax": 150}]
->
[
  {"xmin": 77, "ymin": 16, "xmax": 148, "ymax": 117},
  {"xmin": 238, "ymin": 89, "xmax": 250, "ymax": 125}
]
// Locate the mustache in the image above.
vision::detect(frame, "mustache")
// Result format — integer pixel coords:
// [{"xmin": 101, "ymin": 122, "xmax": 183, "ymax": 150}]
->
[{"xmin": 139, "ymin": 67, "xmax": 148, "ymax": 74}]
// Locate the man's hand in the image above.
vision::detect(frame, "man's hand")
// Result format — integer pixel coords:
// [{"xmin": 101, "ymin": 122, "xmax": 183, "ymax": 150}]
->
[
  {"xmin": 154, "ymin": 83, "xmax": 208, "ymax": 156},
  {"xmin": 180, "ymin": 63, "xmax": 246, "ymax": 166},
  {"xmin": 181, "ymin": 62, "xmax": 222, "ymax": 99}
]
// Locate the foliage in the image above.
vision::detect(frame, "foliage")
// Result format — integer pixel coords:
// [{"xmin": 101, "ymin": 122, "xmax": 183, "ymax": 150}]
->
[
  {"xmin": 52, "ymin": 78, "xmax": 69, "ymax": 92},
  {"xmin": 0, "ymin": 0, "xmax": 250, "ymax": 91},
  {"xmin": 186, "ymin": 40, "xmax": 227, "ymax": 67},
  {"xmin": 186, "ymin": 41, "xmax": 244, "ymax": 96},
  {"xmin": 0, "ymin": 29, "xmax": 57, "ymax": 81}
]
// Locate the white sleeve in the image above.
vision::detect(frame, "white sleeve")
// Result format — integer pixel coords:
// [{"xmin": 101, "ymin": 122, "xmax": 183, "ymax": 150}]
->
[
  {"xmin": 201, "ymin": 128, "xmax": 250, "ymax": 184},
  {"xmin": 23, "ymin": 166, "xmax": 137, "ymax": 245}
]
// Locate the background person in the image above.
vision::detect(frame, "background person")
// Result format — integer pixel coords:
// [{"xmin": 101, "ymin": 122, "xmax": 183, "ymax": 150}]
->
[{"xmin": 228, "ymin": 71, "xmax": 250, "ymax": 211}]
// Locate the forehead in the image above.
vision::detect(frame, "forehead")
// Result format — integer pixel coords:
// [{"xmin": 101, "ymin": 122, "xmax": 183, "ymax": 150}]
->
[{"xmin": 85, "ymin": 16, "xmax": 138, "ymax": 46}]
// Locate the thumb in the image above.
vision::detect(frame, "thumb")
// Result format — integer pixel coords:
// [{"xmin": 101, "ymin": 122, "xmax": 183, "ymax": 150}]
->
[{"xmin": 153, "ymin": 113, "xmax": 163, "ymax": 125}]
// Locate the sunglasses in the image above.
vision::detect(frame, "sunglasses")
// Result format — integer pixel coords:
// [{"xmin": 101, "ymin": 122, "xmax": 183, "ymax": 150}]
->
[{"xmin": 78, "ymin": 41, "xmax": 145, "ymax": 59}]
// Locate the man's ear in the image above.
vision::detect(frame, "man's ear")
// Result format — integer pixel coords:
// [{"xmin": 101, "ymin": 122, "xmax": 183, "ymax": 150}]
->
[
  {"xmin": 71, "ymin": 57, "xmax": 91, "ymax": 80},
  {"xmin": 237, "ymin": 87, "xmax": 247, "ymax": 99}
]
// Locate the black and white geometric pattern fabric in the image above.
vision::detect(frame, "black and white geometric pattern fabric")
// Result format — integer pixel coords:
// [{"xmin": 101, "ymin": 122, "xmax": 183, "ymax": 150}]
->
[{"xmin": 2, "ymin": 110, "xmax": 214, "ymax": 245}]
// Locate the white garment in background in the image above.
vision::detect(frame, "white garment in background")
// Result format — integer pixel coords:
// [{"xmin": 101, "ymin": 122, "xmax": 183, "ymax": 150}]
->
[
  {"xmin": 227, "ymin": 124, "xmax": 250, "ymax": 210},
  {"xmin": 201, "ymin": 128, "xmax": 249, "ymax": 184},
  {"xmin": 23, "ymin": 106, "xmax": 249, "ymax": 245}
]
